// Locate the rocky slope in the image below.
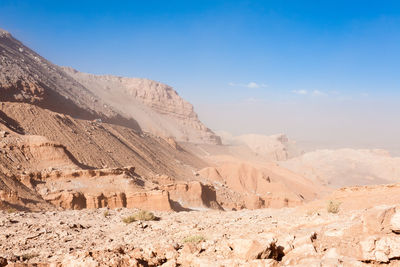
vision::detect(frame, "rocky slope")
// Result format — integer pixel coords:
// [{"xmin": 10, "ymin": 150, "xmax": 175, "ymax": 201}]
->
[
  {"xmin": 0, "ymin": 28, "xmax": 329, "ymax": 213},
  {"xmin": 0, "ymin": 28, "xmax": 219, "ymax": 144},
  {"xmin": 0, "ymin": 102, "xmax": 226, "ymax": 212},
  {"xmin": 0, "ymin": 29, "xmax": 140, "ymax": 130},
  {"xmin": 62, "ymin": 67, "xmax": 221, "ymax": 144}
]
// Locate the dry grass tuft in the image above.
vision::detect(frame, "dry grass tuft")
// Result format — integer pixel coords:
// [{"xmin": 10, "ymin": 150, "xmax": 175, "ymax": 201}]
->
[
  {"xmin": 183, "ymin": 235, "xmax": 205, "ymax": 244},
  {"xmin": 21, "ymin": 253, "xmax": 39, "ymax": 261},
  {"xmin": 6, "ymin": 208, "xmax": 17, "ymax": 214},
  {"xmin": 327, "ymin": 200, "xmax": 341, "ymax": 214},
  {"xmin": 122, "ymin": 210, "xmax": 157, "ymax": 224}
]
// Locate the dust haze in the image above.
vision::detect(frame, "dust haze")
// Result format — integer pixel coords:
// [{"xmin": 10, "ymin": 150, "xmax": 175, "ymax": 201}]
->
[{"xmin": 196, "ymin": 95, "xmax": 400, "ymax": 155}]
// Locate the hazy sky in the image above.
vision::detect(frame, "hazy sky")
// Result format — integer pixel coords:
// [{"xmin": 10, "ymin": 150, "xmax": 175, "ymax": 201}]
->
[{"xmin": 1, "ymin": 1, "xmax": 400, "ymax": 153}]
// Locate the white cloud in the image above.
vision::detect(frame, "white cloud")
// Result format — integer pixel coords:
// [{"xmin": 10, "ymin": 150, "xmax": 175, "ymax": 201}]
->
[
  {"xmin": 292, "ymin": 89, "xmax": 308, "ymax": 95},
  {"xmin": 292, "ymin": 89, "xmax": 328, "ymax": 96},
  {"xmin": 229, "ymin": 82, "xmax": 268, "ymax": 89}
]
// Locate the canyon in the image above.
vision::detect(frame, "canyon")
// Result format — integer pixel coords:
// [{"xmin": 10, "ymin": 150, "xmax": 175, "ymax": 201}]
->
[{"xmin": 1, "ymin": 28, "xmax": 400, "ymax": 266}]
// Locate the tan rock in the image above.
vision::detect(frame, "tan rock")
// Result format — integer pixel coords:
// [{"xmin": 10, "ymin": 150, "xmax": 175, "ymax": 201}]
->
[
  {"xmin": 163, "ymin": 181, "xmax": 222, "ymax": 210},
  {"xmin": 360, "ymin": 235, "xmax": 400, "ymax": 263},
  {"xmin": 390, "ymin": 207, "xmax": 400, "ymax": 233},
  {"xmin": 126, "ymin": 190, "xmax": 172, "ymax": 211},
  {"xmin": 45, "ymin": 191, "xmax": 87, "ymax": 210},
  {"xmin": 362, "ymin": 205, "xmax": 396, "ymax": 234},
  {"xmin": 229, "ymin": 239, "xmax": 277, "ymax": 261}
]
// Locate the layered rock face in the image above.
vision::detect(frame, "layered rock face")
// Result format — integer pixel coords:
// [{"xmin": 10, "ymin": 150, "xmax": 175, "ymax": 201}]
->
[
  {"xmin": 19, "ymin": 167, "xmax": 223, "ymax": 212},
  {"xmin": 62, "ymin": 67, "xmax": 221, "ymax": 144}
]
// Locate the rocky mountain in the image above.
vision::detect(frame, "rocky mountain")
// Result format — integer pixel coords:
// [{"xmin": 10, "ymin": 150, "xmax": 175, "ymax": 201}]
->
[
  {"xmin": 0, "ymin": 28, "xmax": 220, "ymax": 144},
  {"xmin": 62, "ymin": 67, "xmax": 221, "ymax": 144},
  {"xmin": 3, "ymin": 27, "xmax": 400, "ymax": 267},
  {"xmin": 0, "ymin": 28, "xmax": 325, "ymax": 212}
]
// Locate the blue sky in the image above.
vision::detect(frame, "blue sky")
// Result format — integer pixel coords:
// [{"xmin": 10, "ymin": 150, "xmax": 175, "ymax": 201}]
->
[{"xmin": 1, "ymin": 1, "xmax": 400, "ymax": 151}]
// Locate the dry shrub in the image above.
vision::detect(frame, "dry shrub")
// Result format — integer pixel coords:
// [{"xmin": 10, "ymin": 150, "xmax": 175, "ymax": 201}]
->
[
  {"xmin": 122, "ymin": 210, "xmax": 157, "ymax": 224},
  {"xmin": 183, "ymin": 235, "xmax": 205, "ymax": 244},
  {"xmin": 327, "ymin": 200, "xmax": 341, "ymax": 214}
]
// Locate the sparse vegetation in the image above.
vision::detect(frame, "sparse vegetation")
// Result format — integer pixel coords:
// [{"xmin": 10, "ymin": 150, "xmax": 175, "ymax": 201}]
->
[
  {"xmin": 183, "ymin": 235, "xmax": 205, "ymax": 244},
  {"xmin": 122, "ymin": 210, "xmax": 157, "ymax": 224},
  {"xmin": 21, "ymin": 253, "xmax": 39, "ymax": 261},
  {"xmin": 103, "ymin": 210, "xmax": 110, "ymax": 217},
  {"xmin": 6, "ymin": 208, "xmax": 17, "ymax": 213},
  {"xmin": 327, "ymin": 200, "xmax": 341, "ymax": 214}
]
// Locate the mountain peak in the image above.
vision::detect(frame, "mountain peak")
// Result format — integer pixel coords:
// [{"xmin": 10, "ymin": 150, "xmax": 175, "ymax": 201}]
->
[{"xmin": 0, "ymin": 28, "xmax": 11, "ymax": 37}]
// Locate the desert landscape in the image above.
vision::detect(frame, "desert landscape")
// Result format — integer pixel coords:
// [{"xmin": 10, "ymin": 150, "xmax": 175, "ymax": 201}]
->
[{"xmin": 1, "ymin": 2, "xmax": 400, "ymax": 266}]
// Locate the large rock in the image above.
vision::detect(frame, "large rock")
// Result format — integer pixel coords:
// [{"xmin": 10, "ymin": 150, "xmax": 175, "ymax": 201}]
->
[
  {"xmin": 360, "ymin": 236, "xmax": 400, "ymax": 263},
  {"xmin": 162, "ymin": 181, "xmax": 222, "ymax": 210},
  {"xmin": 390, "ymin": 207, "xmax": 400, "ymax": 234},
  {"xmin": 229, "ymin": 239, "xmax": 279, "ymax": 261},
  {"xmin": 44, "ymin": 191, "xmax": 87, "ymax": 210},
  {"xmin": 362, "ymin": 205, "xmax": 396, "ymax": 234}
]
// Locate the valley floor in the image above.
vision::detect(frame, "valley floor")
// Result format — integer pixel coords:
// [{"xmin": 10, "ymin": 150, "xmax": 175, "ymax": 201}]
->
[{"xmin": 1, "ymin": 205, "xmax": 400, "ymax": 266}]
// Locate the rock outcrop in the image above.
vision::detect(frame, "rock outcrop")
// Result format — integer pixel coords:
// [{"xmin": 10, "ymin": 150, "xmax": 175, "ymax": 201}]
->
[
  {"xmin": 199, "ymin": 161, "xmax": 325, "ymax": 210},
  {"xmin": 62, "ymin": 67, "xmax": 221, "ymax": 144}
]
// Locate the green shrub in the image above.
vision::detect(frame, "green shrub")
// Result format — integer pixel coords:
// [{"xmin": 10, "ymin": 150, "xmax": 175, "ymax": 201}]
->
[
  {"xmin": 122, "ymin": 210, "xmax": 157, "ymax": 224},
  {"xmin": 327, "ymin": 200, "xmax": 341, "ymax": 214}
]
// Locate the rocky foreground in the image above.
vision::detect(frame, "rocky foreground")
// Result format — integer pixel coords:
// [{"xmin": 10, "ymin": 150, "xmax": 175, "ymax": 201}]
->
[{"xmin": 1, "ymin": 204, "xmax": 400, "ymax": 266}]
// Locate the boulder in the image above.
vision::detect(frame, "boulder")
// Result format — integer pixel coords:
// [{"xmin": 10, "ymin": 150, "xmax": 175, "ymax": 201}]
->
[
  {"xmin": 362, "ymin": 205, "xmax": 396, "ymax": 234},
  {"xmin": 229, "ymin": 239, "xmax": 278, "ymax": 261},
  {"xmin": 390, "ymin": 207, "xmax": 400, "ymax": 234},
  {"xmin": 360, "ymin": 236, "xmax": 400, "ymax": 263}
]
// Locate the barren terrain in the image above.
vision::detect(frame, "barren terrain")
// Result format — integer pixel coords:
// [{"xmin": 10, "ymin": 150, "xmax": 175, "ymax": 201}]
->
[{"xmin": 2, "ymin": 27, "xmax": 400, "ymax": 266}]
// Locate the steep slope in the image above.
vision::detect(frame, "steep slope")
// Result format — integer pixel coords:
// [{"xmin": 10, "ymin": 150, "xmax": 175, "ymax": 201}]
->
[
  {"xmin": 0, "ymin": 29, "xmax": 141, "ymax": 130},
  {"xmin": 0, "ymin": 102, "xmax": 224, "ymax": 211},
  {"xmin": 0, "ymin": 102, "xmax": 206, "ymax": 178},
  {"xmin": 280, "ymin": 148, "xmax": 400, "ymax": 188},
  {"xmin": 62, "ymin": 67, "xmax": 221, "ymax": 144}
]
